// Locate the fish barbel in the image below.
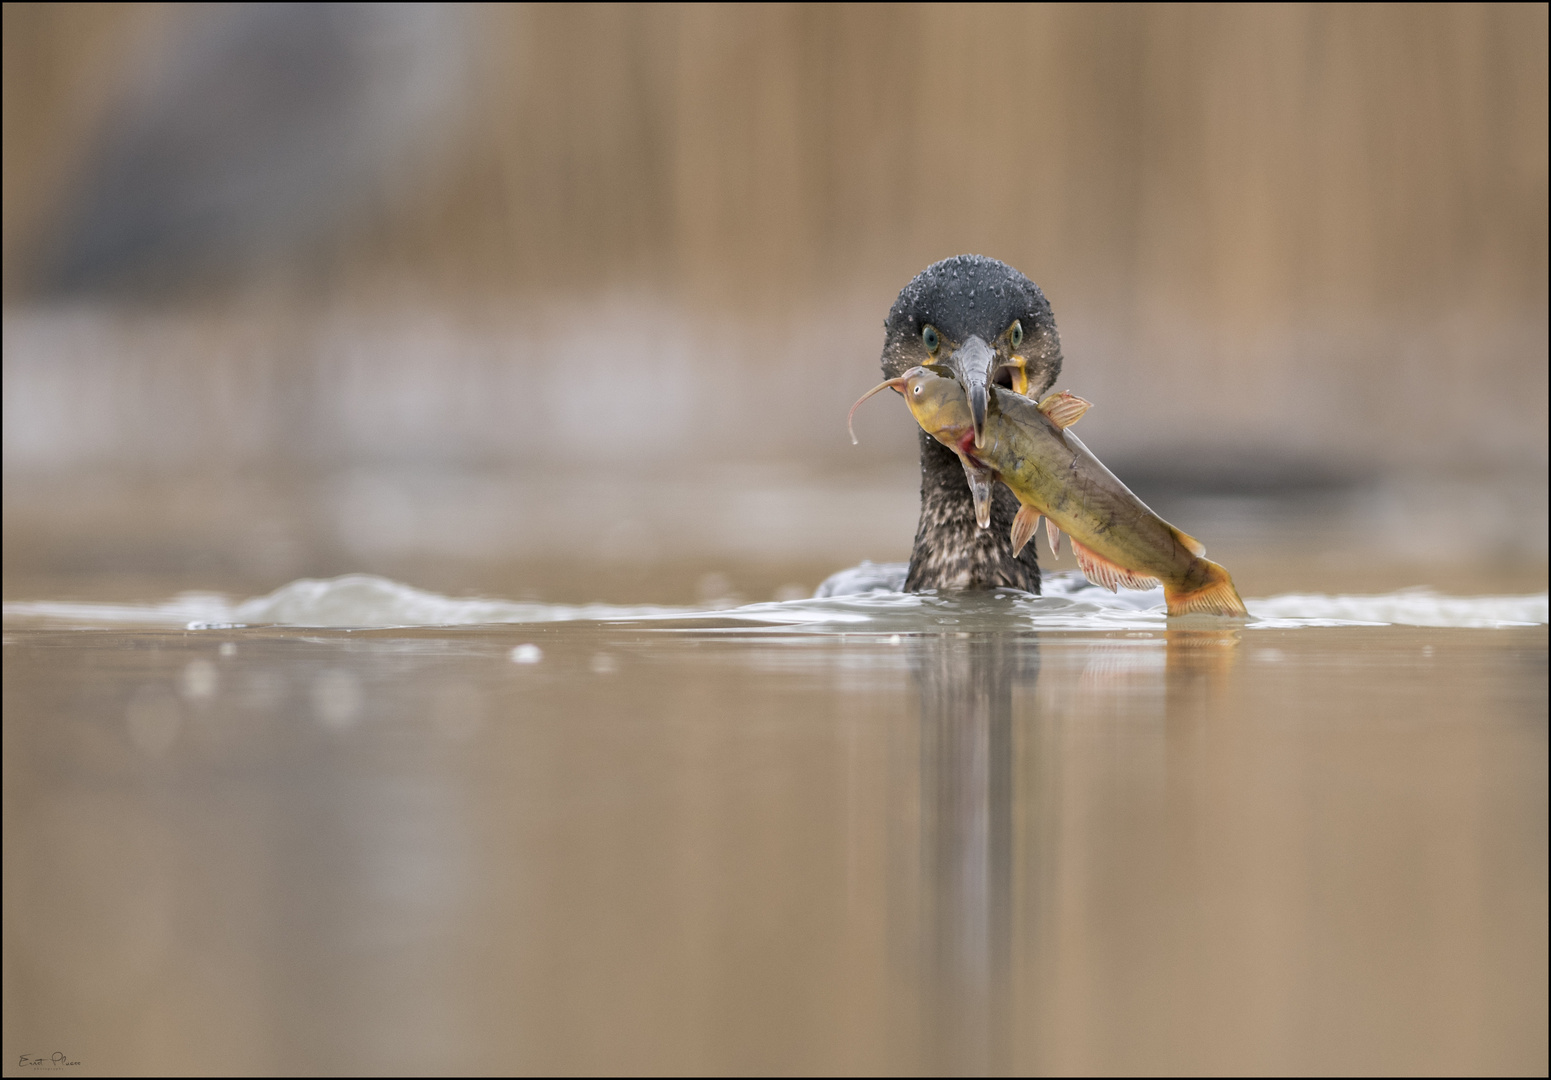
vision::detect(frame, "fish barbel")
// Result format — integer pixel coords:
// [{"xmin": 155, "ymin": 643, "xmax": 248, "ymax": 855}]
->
[{"xmin": 849, "ymin": 367, "xmax": 1248, "ymax": 617}]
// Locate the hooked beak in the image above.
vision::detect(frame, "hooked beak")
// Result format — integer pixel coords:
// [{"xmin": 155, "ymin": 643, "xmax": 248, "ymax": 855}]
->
[
  {"xmin": 847, "ymin": 376, "xmax": 907, "ymax": 444},
  {"xmin": 948, "ymin": 335, "xmax": 996, "ymax": 448}
]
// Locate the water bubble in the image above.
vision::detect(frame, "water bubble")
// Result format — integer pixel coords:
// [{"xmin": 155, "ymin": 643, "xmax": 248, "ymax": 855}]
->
[
  {"xmin": 590, "ymin": 653, "xmax": 619, "ymax": 675},
  {"xmin": 311, "ymin": 669, "xmax": 362, "ymax": 729},
  {"xmin": 219, "ymin": 642, "xmax": 237, "ymax": 658},
  {"xmin": 180, "ymin": 658, "xmax": 218, "ymax": 700},
  {"xmin": 887, "ymin": 634, "xmax": 902, "ymax": 645},
  {"xmin": 510, "ymin": 643, "xmax": 542, "ymax": 664}
]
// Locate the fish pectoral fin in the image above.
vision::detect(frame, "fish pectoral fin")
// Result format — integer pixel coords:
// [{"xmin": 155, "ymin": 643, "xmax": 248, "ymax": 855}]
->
[
  {"xmin": 1011, "ymin": 505, "xmax": 1041, "ymax": 557},
  {"xmin": 1036, "ymin": 390, "xmax": 1093, "ymax": 429},
  {"xmin": 958, "ymin": 455, "xmax": 995, "ymax": 530},
  {"xmin": 1070, "ymin": 539, "xmax": 1162, "ymax": 593},
  {"xmin": 1045, "ymin": 517, "xmax": 1061, "ymax": 557}
]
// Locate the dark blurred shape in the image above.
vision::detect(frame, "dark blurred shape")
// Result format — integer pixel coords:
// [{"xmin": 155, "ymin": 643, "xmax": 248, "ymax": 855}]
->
[
  {"xmin": 29, "ymin": 3, "xmax": 467, "ymax": 295},
  {"xmin": 6, "ymin": 4, "xmax": 1545, "ymax": 310},
  {"xmin": 1115, "ymin": 451, "xmax": 1363, "ymax": 500}
]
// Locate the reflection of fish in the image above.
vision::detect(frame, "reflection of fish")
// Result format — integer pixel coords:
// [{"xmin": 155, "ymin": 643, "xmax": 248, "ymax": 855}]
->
[{"xmin": 850, "ymin": 368, "xmax": 1248, "ymax": 616}]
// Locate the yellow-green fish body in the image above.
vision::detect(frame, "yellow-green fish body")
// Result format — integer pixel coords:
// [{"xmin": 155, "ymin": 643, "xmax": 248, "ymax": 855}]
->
[{"xmin": 851, "ymin": 367, "xmax": 1248, "ymax": 616}]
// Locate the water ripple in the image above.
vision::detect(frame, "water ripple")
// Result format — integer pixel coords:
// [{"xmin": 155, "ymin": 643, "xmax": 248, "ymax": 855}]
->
[{"xmin": 3, "ymin": 570, "xmax": 1545, "ymax": 631}]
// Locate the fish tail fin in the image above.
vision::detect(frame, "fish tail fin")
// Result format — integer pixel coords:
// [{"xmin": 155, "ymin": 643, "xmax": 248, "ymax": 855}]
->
[
  {"xmin": 1164, "ymin": 559, "xmax": 1249, "ymax": 617},
  {"xmin": 1010, "ymin": 505, "xmax": 1041, "ymax": 557}
]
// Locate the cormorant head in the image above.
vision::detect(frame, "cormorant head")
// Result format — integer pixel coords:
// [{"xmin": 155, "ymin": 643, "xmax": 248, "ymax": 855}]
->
[{"xmin": 880, "ymin": 255, "xmax": 1063, "ymax": 448}]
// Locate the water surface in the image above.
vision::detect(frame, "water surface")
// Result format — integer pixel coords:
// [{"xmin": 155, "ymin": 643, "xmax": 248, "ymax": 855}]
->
[{"xmin": 4, "ymin": 575, "xmax": 1546, "ymax": 1074}]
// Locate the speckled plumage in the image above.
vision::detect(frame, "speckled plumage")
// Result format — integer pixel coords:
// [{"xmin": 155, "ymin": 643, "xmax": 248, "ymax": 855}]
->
[{"xmin": 882, "ymin": 255, "xmax": 1064, "ymax": 593}]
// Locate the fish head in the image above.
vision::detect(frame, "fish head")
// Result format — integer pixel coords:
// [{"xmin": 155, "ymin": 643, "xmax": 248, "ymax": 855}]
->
[
  {"xmin": 899, "ymin": 366, "xmax": 975, "ymax": 449},
  {"xmin": 845, "ymin": 365, "xmax": 972, "ymax": 450},
  {"xmin": 878, "ymin": 255, "xmax": 1065, "ymax": 446}
]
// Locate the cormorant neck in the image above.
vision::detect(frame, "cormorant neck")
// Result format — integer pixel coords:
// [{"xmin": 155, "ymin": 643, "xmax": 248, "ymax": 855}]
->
[{"xmin": 904, "ymin": 431, "xmax": 1042, "ymax": 593}]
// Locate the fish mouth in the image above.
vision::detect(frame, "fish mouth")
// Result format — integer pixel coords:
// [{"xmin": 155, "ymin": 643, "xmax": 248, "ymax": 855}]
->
[{"xmin": 947, "ymin": 335, "xmax": 996, "ymax": 448}]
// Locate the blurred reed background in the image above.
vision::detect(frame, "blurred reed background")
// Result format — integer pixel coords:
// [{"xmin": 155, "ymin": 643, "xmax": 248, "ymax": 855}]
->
[{"xmin": 3, "ymin": 2, "xmax": 1547, "ymax": 602}]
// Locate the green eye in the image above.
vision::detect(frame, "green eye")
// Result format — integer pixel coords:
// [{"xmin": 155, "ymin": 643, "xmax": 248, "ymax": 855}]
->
[
  {"xmin": 1010, "ymin": 320, "xmax": 1023, "ymax": 348},
  {"xmin": 922, "ymin": 325, "xmax": 939, "ymax": 353}
]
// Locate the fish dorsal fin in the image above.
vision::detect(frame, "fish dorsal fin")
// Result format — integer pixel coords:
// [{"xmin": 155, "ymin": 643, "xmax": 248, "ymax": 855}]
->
[
  {"xmin": 1070, "ymin": 539, "xmax": 1162, "ymax": 593},
  {"xmin": 1010, "ymin": 505, "xmax": 1041, "ymax": 557},
  {"xmin": 1172, "ymin": 527, "xmax": 1206, "ymax": 557},
  {"xmin": 1036, "ymin": 391, "xmax": 1093, "ymax": 430}
]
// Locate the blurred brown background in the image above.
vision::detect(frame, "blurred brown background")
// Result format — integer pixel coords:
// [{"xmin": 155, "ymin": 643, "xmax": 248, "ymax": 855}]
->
[{"xmin": 3, "ymin": 3, "xmax": 1547, "ymax": 600}]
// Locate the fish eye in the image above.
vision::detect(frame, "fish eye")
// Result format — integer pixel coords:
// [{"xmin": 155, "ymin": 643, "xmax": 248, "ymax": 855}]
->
[
  {"xmin": 1009, "ymin": 320, "xmax": 1023, "ymax": 348},
  {"xmin": 913, "ymin": 384, "xmax": 922, "ymax": 395},
  {"xmin": 922, "ymin": 325, "xmax": 939, "ymax": 353}
]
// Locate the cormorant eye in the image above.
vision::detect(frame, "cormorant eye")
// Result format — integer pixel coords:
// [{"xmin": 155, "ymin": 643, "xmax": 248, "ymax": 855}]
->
[
  {"xmin": 1009, "ymin": 320, "xmax": 1023, "ymax": 348},
  {"xmin": 922, "ymin": 325, "xmax": 939, "ymax": 353}
]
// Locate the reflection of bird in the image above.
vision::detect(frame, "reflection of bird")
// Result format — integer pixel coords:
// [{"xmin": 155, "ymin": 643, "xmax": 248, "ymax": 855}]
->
[
  {"xmin": 913, "ymin": 630, "xmax": 1026, "ymax": 1070},
  {"xmin": 881, "ymin": 255, "xmax": 1064, "ymax": 591}
]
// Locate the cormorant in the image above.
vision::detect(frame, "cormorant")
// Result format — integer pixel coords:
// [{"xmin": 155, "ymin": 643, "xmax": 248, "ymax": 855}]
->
[{"xmin": 881, "ymin": 255, "xmax": 1064, "ymax": 592}]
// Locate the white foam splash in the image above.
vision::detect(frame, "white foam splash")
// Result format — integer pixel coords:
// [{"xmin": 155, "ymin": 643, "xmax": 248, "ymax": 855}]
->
[
  {"xmin": 3, "ymin": 571, "xmax": 1545, "ymax": 631},
  {"xmin": 1246, "ymin": 589, "xmax": 1548, "ymax": 629}
]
